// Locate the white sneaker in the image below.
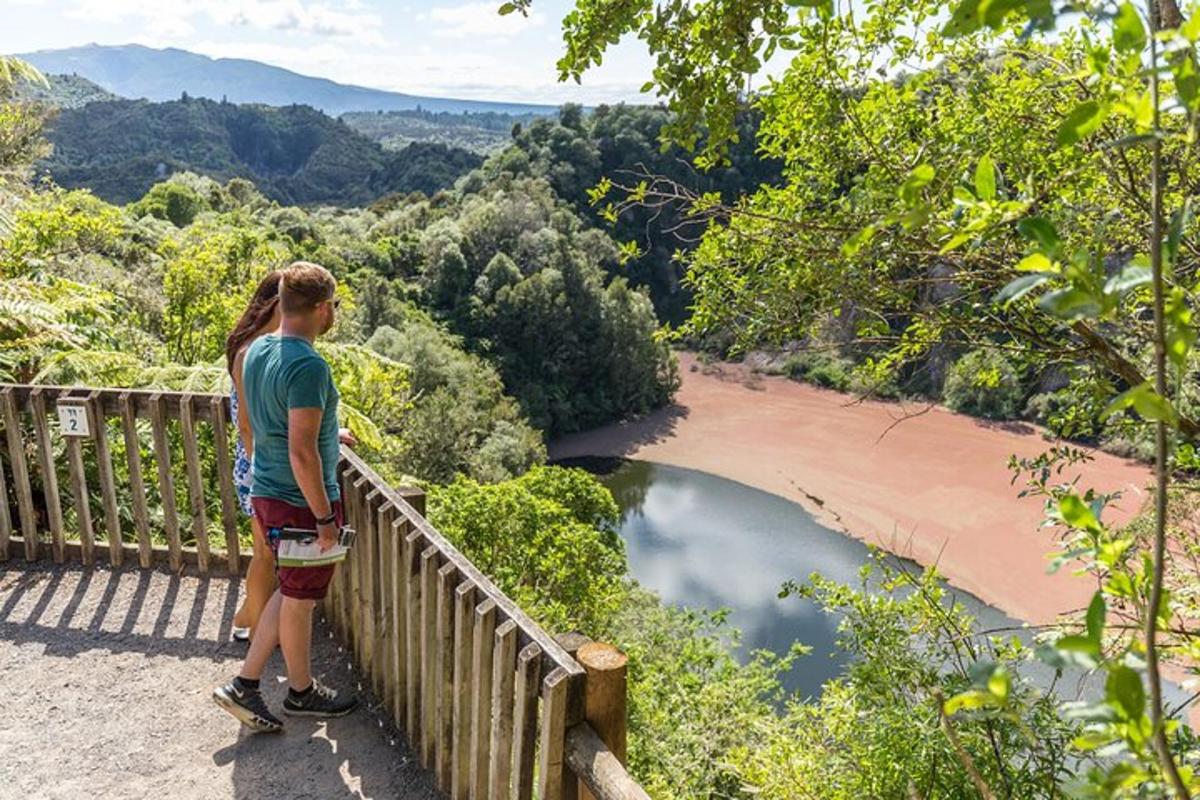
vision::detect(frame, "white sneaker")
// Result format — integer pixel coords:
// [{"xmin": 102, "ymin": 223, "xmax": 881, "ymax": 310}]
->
[{"xmin": 231, "ymin": 626, "xmax": 251, "ymax": 643}]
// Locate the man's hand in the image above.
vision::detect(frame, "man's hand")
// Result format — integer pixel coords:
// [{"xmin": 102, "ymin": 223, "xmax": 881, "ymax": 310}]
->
[
  {"xmin": 316, "ymin": 521, "xmax": 338, "ymax": 552},
  {"xmin": 338, "ymin": 427, "xmax": 357, "ymax": 446}
]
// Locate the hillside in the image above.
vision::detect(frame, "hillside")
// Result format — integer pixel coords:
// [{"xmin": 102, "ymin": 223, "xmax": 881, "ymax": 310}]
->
[
  {"xmin": 39, "ymin": 96, "xmax": 482, "ymax": 205},
  {"xmin": 15, "ymin": 73, "xmax": 118, "ymax": 108},
  {"xmin": 16, "ymin": 44, "xmax": 558, "ymax": 116},
  {"xmin": 342, "ymin": 109, "xmax": 539, "ymax": 155}
]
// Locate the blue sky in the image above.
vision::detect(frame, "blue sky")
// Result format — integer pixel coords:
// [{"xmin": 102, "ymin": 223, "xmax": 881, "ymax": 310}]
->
[{"xmin": 3, "ymin": 0, "xmax": 659, "ymax": 104}]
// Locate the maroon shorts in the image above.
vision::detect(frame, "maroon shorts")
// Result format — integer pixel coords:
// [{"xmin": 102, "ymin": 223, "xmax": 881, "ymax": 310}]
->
[{"xmin": 251, "ymin": 496, "xmax": 343, "ymax": 601}]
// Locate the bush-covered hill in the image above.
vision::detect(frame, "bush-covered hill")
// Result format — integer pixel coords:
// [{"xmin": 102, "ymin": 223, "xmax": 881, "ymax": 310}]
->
[
  {"xmin": 342, "ymin": 109, "xmax": 540, "ymax": 154},
  {"xmin": 15, "ymin": 73, "xmax": 118, "ymax": 108},
  {"xmin": 38, "ymin": 96, "xmax": 483, "ymax": 206},
  {"xmin": 492, "ymin": 104, "xmax": 785, "ymax": 324}
]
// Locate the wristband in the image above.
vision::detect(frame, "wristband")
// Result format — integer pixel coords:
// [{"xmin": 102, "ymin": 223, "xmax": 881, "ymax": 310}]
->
[{"xmin": 315, "ymin": 511, "xmax": 336, "ymax": 526}]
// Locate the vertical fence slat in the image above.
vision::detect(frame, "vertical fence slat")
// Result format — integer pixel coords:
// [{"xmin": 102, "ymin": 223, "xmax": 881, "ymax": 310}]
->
[
  {"xmin": 29, "ymin": 389, "xmax": 65, "ymax": 563},
  {"xmin": 361, "ymin": 487, "xmax": 381, "ymax": 692},
  {"xmin": 1, "ymin": 389, "xmax": 36, "ymax": 560},
  {"xmin": 148, "ymin": 393, "xmax": 182, "ymax": 571},
  {"xmin": 62, "ymin": 409, "xmax": 94, "ymax": 565},
  {"xmin": 512, "ymin": 643, "xmax": 542, "ymax": 800},
  {"xmin": 0, "ymin": 418, "xmax": 10, "ymax": 560},
  {"xmin": 351, "ymin": 475, "xmax": 370, "ymax": 669},
  {"xmin": 336, "ymin": 467, "xmax": 359, "ymax": 648},
  {"xmin": 421, "ymin": 545, "xmax": 439, "ymax": 769},
  {"xmin": 376, "ymin": 502, "xmax": 396, "ymax": 717},
  {"xmin": 178, "ymin": 395, "xmax": 210, "ymax": 573},
  {"xmin": 86, "ymin": 393, "xmax": 122, "ymax": 567},
  {"xmin": 435, "ymin": 563, "xmax": 457, "ymax": 791},
  {"xmin": 470, "ymin": 598, "xmax": 498, "ymax": 800},
  {"xmin": 392, "ymin": 515, "xmax": 409, "ymax": 728},
  {"xmin": 452, "ymin": 580, "xmax": 476, "ymax": 800},
  {"xmin": 119, "ymin": 392, "xmax": 153, "ymax": 568},
  {"xmin": 209, "ymin": 394, "xmax": 239, "ymax": 573},
  {"xmin": 538, "ymin": 668, "xmax": 572, "ymax": 800},
  {"xmin": 405, "ymin": 528, "xmax": 423, "ymax": 742},
  {"xmin": 489, "ymin": 619, "xmax": 518, "ymax": 800}
]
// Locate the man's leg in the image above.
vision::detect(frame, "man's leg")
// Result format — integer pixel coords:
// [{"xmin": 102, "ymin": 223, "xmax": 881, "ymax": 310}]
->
[
  {"xmin": 239, "ymin": 588, "xmax": 283, "ymax": 681},
  {"xmin": 212, "ymin": 586, "xmax": 285, "ymax": 733},
  {"xmin": 278, "ymin": 596, "xmax": 314, "ymax": 691}
]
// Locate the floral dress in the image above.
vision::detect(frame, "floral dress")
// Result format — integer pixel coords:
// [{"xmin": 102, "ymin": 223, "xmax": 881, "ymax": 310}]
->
[{"xmin": 230, "ymin": 388, "xmax": 254, "ymax": 517}]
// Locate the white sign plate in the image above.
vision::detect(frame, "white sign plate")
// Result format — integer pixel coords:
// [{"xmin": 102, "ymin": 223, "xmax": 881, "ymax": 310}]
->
[{"xmin": 58, "ymin": 403, "xmax": 90, "ymax": 437}]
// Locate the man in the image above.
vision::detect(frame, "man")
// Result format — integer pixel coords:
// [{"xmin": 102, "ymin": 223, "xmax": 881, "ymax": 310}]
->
[{"xmin": 213, "ymin": 261, "xmax": 357, "ymax": 732}]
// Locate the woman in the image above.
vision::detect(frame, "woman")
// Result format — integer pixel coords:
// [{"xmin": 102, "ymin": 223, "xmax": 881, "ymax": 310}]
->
[{"xmin": 227, "ymin": 271, "xmax": 283, "ymax": 642}]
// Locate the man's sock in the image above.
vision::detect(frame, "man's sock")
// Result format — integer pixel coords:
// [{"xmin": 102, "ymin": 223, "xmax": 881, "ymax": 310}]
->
[
  {"xmin": 288, "ymin": 683, "xmax": 314, "ymax": 701},
  {"xmin": 235, "ymin": 676, "xmax": 261, "ymax": 692}
]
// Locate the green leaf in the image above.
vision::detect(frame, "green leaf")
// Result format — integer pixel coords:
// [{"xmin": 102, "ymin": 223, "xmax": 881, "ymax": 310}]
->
[
  {"xmin": 1106, "ymin": 665, "xmax": 1145, "ymax": 720},
  {"xmin": 1016, "ymin": 253, "xmax": 1052, "ymax": 272},
  {"xmin": 1104, "ymin": 261, "xmax": 1152, "ymax": 295},
  {"xmin": 498, "ymin": 2, "xmax": 518, "ymax": 15},
  {"xmin": 1058, "ymin": 101, "xmax": 1109, "ymax": 147},
  {"xmin": 898, "ymin": 164, "xmax": 935, "ymax": 205},
  {"xmin": 1059, "ymin": 494, "xmax": 1102, "ymax": 533},
  {"xmin": 943, "ymin": 690, "xmax": 999, "ymax": 715},
  {"xmin": 1017, "ymin": 216, "xmax": 1060, "ymax": 255},
  {"xmin": 994, "ymin": 273, "xmax": 1049, "ymax": 304},
  {"xmin": 1167, "ymin": 200, "xmax": 1192, "ymax": 265},
  {"xmin": 1102, "ymin": 382, "xmax": 1179, "ymax": 426},
  {"xmin": 1056, "ymin": 634, "xmax": 1101, "ymax": 657},
  {"xmin": 1086, "ymin": 591, "xmax": 1106, "ymax": 643},
  {"xmin": 1165, "ymin": 288, "xmax": 1195, "ymax": 368},
  {"xmin": 974, "ymin": 154, "xmax": 997, "ymax": 201},
  {"xmin": 943, "ymin": 0, "xmax": 982, "ymax": 35},
  {"xmin": 987, "ymin": 665, "xmax": 1010, "ymax": 701},
  {"xmin": 1113, "ymin": 3, "xmax": 1147, "ymax": 54},
  {"xmin": 1038, "ymin": 287, "xmax": 1101, "ymax": 320}
]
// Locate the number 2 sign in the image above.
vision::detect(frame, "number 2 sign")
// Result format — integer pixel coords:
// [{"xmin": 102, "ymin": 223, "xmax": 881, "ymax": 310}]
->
[{"xmin": 57, "ymin": 402, "xmax": 90, "ymax": 437}]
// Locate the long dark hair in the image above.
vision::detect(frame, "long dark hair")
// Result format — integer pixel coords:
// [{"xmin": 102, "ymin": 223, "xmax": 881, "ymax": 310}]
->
[{"xmin": 225, "ymin": 271, "xmax": 282, "ymax": 377}]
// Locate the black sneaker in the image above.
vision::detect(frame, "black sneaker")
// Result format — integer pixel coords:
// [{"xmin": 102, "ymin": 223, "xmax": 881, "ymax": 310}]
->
[
  {"xmin": 282, "ymin": 679, "xmax": 358, "ymax": 718},
  {"xmin": 213, "ymin": 678, "xmax": 284, "ymax": 733}
]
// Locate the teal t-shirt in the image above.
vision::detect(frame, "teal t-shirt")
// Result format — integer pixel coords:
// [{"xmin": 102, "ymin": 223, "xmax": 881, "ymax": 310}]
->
[{"xmin": 243, "ymin": 334, "xmax": 341, "ymax": 507}]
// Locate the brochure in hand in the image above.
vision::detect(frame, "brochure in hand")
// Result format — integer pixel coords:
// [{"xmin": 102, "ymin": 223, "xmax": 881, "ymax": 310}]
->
[{"xmin": 272, "ymin": 526, "xmax": 356, "ymax": 568}]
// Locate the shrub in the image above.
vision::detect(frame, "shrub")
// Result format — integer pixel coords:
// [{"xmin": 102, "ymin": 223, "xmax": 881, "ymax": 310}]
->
[
  {"xmin": 942, "ymin": 348, "xmax": 1023, "ymax": 419},
  {"xmin": 781, "ymin": 350, "xmax": 851, "ymax": 391}
]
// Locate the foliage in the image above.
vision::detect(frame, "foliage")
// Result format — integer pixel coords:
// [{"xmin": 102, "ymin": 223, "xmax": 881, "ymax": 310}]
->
[
  {"xmin": 14, "ymin": 73, "xmax": 118, "ymax": 109},
  {"xmin": 39, "ymin": 96, "xmax": 483, "ymax": 206},
  {"xmin": 495, "ymin": 103, "xmax": 783, "ymax": 323},
  {"xmin": 943, "ymin": 348, "xmax": 1024, "ymax": 420},
  {"xmin": 428, "ymin": 465, "xmax": 627, "ymax": 634}
]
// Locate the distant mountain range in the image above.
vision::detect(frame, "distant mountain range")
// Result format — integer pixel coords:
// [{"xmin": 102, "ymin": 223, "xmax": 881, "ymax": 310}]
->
[{"xmin": 15, "ymin": 44, "xmax": 558, "ymax": 116}]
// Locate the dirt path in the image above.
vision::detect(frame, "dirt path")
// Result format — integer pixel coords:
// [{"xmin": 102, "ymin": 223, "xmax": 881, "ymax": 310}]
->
[
  {"xmin": 0, "ymin": 561, "xmax": 437, "ymax": 800},
  {"xmin": 550, "ymin": 352, "xmax": 1153, "ymax": 625}
]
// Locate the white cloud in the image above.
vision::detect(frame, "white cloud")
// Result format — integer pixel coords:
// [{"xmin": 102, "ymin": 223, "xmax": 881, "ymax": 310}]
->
[
  {"xmin": 67, "ymin": 0, "xmax": 382, "ymax": 41},
  {"xmin": 427, "ymin": 1, "xmax": 544, "ymax": 39}
]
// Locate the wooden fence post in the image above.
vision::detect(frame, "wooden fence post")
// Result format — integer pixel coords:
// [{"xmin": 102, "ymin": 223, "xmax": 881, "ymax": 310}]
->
[{"xmin": 576, "ymin": 642, "xmax": 629, "ymax": 800}]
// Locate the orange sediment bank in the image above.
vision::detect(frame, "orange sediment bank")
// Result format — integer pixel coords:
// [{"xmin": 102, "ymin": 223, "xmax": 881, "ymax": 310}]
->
[{"xmin": 550, "ymin": 352, "xmax": 1152, "ymax": 626}]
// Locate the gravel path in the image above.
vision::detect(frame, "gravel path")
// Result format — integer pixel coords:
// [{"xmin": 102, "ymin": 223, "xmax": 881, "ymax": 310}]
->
[{"xmin": 0, "ymin": 561, "xmax": 439, "ymax": 800}]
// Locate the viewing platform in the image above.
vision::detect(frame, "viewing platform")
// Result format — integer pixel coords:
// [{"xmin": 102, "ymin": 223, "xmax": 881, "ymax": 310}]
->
[{"xmin": 0, "ymin": 383, "xmax": 646, "ymax": 800}]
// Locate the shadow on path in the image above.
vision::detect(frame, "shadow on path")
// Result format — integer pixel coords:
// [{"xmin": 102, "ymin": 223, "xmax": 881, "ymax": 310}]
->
[{"xmin": 0, "ymin": 561, "xmax": 435, "ymax": 800}]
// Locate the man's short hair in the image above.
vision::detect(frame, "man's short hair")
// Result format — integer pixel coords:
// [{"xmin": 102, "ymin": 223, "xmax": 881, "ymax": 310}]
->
[{"xmin": 280, "ymin": 261, "xmax": 336, "ymax": 314}]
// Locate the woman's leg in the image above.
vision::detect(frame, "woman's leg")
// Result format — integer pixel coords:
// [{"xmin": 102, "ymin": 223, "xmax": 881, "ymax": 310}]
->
[{"xmin": 232, "ymin": 516, "xmax": 277, "ymax": 636}]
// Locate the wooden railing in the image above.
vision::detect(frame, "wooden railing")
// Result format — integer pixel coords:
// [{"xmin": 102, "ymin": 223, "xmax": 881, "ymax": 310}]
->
[{"xmin": 0, "ymin": 383, "xmax": 649, "ymax": 800}]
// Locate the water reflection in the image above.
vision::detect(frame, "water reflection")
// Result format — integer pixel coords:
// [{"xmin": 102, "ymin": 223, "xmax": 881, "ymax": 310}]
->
[{"xmin": 557, "ymin": 457, "xmax": 1190, "ymax": 710}]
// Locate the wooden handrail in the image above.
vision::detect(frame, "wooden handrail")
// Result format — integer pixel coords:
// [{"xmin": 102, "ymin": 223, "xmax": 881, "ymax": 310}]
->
[
  {"xmin": 0, "ymin": 382, "xmax": 647, "ymax": 800},
  {"xmin": 566, "ymin": 723, "xmax": 651, "ymax": 800}
]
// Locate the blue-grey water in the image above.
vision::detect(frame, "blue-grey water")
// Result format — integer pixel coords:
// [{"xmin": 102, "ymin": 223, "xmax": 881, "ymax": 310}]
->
[{"xmin": 560, "ymin": 457, "xmax": 1190, "ymax": 711}]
